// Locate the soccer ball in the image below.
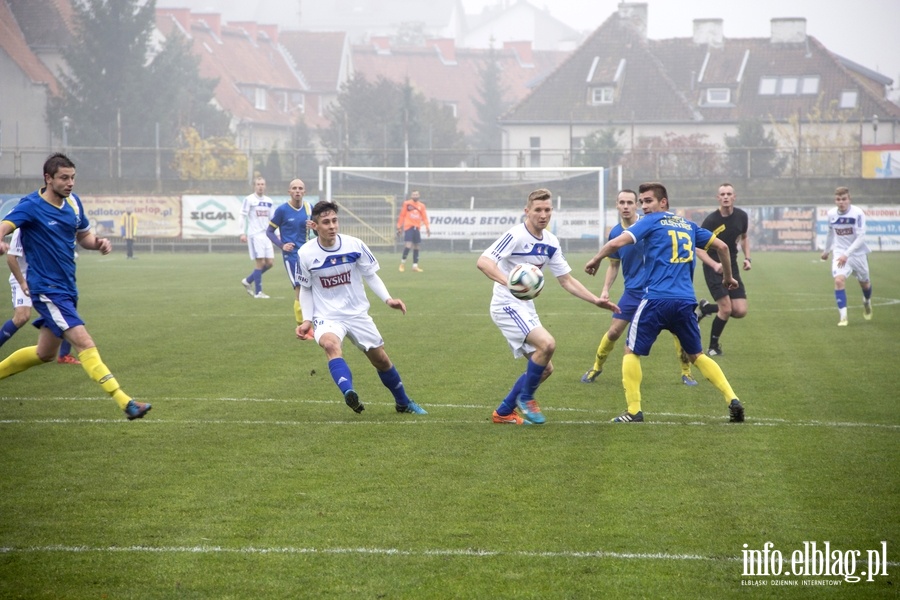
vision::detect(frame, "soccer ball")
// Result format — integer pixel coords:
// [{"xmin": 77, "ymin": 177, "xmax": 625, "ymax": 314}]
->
[{"xmin": 507, "ymin": 263, "xmax": 545, "ymax": 300}]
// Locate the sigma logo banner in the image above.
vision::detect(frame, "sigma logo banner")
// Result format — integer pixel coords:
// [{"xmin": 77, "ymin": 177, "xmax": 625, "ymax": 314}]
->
[{"xmin": 182, "ymin": 195, "xmax": 293, "ymax": 238}]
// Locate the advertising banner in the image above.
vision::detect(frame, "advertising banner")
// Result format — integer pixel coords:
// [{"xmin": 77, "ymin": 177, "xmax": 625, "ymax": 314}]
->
[
  {"xmin": 861, "ymin": 144, "xmax": 900, "ymax": 178},
  {"xmin": 82, "ymin": 196, "xmax": 182, "ymax": 238}
]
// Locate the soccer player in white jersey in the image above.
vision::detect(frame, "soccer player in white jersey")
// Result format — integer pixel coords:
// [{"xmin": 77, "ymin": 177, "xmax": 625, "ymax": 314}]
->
[
  {"xmin": 296, "ymin": 201, "xmax": 427, "ymax": 415},
  {"xmin": 239, "ymin": 176, "xmax": 275, "ymax": 299},
  {"xmin": 820, "ymin": 186, "xmax": 873, "ymax": 326},
  {"xmin": 476, "ymin": 188, "xmax": 619, "ymax": 425}
]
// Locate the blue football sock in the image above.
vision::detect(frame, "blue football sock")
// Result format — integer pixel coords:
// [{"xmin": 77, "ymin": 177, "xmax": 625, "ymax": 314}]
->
[
  {"xmin": 59, "ymin": 340, "xmax": 72, "ymax": 358},
  {"xmin": 0, "ymin": 319, "xmax": 21, "ymax": 348},
  {"xmin": 497, "ymin": 373, "xmax": 526, "ymax": 415},
  {"xmin": 519, "ymin": 358, "xmax": 546, "ymax": 401},
  {"xmin": 863, "ymin": 286, "xmax": 872, "ymax": 301},
  {"xmin": 328, "ymin": 358, "xmax": 354, "ymax": 395},
  {"xmin": 835, "ymin": 289, "xmax": 847, "ymax": 309},
  {"xmin": 249, "ymin": 269, "xmax": 262, "ymax": 293},
  {"xmin": 378, "ymin": 365, "xmax": 410, "ymax": 405}
]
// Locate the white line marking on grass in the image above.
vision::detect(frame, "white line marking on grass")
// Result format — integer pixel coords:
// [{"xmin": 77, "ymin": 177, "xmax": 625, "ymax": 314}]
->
[
  {"xmin": 2, "ymin": 544, "xmax": 897, "ymax": 567},
  {"xmin": 2, "ymin": 398, "xmax": 897, "ymax": 429}
]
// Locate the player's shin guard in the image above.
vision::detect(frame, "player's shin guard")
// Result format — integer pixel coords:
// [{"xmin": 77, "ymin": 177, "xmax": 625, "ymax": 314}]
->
[
  {"xmin": 594, "ymin": 334, "xmax": 616, "ymax": 372},
  {"xmin": 78, "ymin": 347, "xmax": 131, "ymax": 409},
  {"xmin": 0, "ymin": 346, "xmax": 45, "ymax": 379},
  {"xmin": 328, "ymin": 358, "xmax": 354, "ymax": 395},
  {"xmin": 673, "ymin": 335, "xmax": 691, "ymax": 376},
  {"xmin": 622, "ymin": 353, "xmax": 642, "ymax": 415},
  {"xmin": 0, "ymin": 319, "xmax": 22, "ymax": 348},
  {"xmin": 520, "ymin": 358, "xmax": 545, "ymax": 400},
  {"xmin": 498, "ymin": 373, "xmax": 526, "ymax": 415},
  {"xmin": 377, "ymin": 365, "xmax": 410, "ymax": 404},
  {"xmin": 693, "ymin": 355, "xmax": 737, "ymax": 403}
]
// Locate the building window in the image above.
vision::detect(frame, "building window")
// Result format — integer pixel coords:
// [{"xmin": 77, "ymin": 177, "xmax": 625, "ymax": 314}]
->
[
  {"xmin": 291, "ymin": 92, "xmax": 305, "ymax": 113},
  {"xmin": 801, "ymin": 76, "xmax": 819, "ymax": 95},
  {"xmin": 839, "ymin": 89, "xmax": 858, "ymax": 109},
  {"xmin": 255, "ymin": 87, "xmax": 267, "ymax": 111},
  {"xmin": 759, "ymin": 75, "xmax": 821, "ymax": 96},
  {"xmin": 591, "ymin": 87, "xmax": 614, "ymax": 105},
  {"xmin": 443, "ymin": 102, "xmax": 458, "ymax": 118},
  {"xmin": 779, "ymin": 77, "xmax": 798, "ymax": 95},
  {"xmin": 759, "ymin": 77, "xmax": 777, "ymax": 95},
  {"xmin": 530, "ymin": 136, "xmax": 541, "ymax": 167},
  {"xmin": 706, "ymin": 88, "xmax": 731, "ymax": 104}
]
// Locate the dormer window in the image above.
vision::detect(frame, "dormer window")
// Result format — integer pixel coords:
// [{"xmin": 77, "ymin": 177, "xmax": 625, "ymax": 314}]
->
[
  {"xmin": 254, "ymin": 87, "xmax": 267, "ymax": 111},
  {"xmin": 759, "ymin": 75, "xmax": 821, "ymax": 96},
  {"xmin": 706, "ymin": 88, "xmax": 731, "ymax": 104},
  {"xmin": 591, "ymin": 87, "xmax": 614, "ymax": 105},
  {"xmin": 839, "ymin": 89, "xmax": 858, "ymax": 109}
]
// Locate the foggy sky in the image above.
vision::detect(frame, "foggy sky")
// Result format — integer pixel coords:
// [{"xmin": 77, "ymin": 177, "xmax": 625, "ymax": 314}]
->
[{"xmin": 466, "ymin": 0, "xmax": 900, "ymax": 86}]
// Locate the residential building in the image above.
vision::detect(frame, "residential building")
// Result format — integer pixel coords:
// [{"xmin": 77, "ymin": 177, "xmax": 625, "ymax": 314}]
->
[{"xmin": 499, "ymin": 3, "xmax": 900, "ymax": 177}]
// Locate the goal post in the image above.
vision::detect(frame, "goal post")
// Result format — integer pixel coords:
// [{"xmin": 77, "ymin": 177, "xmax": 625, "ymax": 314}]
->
[{"xmin": 324, "ymin": 165, "xmax": 622, "ymax": 250}]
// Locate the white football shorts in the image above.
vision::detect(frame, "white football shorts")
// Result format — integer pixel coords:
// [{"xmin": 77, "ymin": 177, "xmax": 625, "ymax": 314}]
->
[
  {"xmin": 490, "ymin": 302, "xmax": 542, "ymax": 359},
  {"xmin": 312, "ymin": 313, "xmax": 384, "ymax": 352},
  {"xmin": 10, "ymin": 279, "xmax": 32, "ymax": 309},
  {"xmin": 247, "ymin": 233, "xmax": 274, "ymax": 260},
  {"xmin": 831, "ymin": 254, "xmax": 870, "ymax": 283}
]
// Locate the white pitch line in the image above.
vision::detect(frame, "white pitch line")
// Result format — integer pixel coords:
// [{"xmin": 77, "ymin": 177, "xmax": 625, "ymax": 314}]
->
[{"xmin": 1, "ymin": 544, "xmax": 896, "ymax": 567}]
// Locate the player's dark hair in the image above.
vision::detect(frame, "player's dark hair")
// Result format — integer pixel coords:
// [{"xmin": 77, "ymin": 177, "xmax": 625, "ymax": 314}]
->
[
  {"xmin": 43, "ymin": 152, "xmax": 75, "ymax": 178},
  {"xmin": 311, "ymin": 200, "xmax": 339, "ymax": 221},
  {"xmin": 638, "ymin": 182, "xmax": 668, "ymax": 203}
]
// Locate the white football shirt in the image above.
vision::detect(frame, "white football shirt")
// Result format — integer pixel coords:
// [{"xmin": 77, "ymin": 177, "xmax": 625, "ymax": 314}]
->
[
  {"xmin": 824, "ymin": 205, "xmax": 869, "ymax": 256},
  {"xmin": 241, "ymin": 193, "xmax": 274, "ymax": 237},
  {"xmin": 481, "ymin": 222, "xmax": 572, "ymax": 308},
  {"xmin": 297, "ymin": 234, "xmax": 380, "ymax": 320},
  {"xmin": 7, "ymin": 228, "xmax": 27, "ymax": 286}
]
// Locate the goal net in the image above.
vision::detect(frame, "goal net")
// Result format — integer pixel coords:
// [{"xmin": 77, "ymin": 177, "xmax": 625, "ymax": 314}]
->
[{"xmin": 325, "ymin": 166, "xmax": 620, "ymax": 251}]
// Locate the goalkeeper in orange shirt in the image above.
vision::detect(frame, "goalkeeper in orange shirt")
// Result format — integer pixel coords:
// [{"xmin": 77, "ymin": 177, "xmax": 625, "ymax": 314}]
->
[{"xmin": 396, "ymin": 190, "xmax": 430, "ymax": 272}]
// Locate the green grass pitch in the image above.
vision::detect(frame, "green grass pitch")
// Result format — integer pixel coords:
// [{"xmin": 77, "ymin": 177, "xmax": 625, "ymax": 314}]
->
[{"xmin": 0, "ymin": 250, "xmax": 897, "ymax": 598}]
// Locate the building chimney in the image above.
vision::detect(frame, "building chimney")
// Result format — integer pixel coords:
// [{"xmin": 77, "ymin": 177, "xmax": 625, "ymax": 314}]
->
[
  {"xmin": 371, "ymin": 35, "xmax": 391, "ymax": 54},
  {"xmin": 194, "ymin": 13, "xmax": 222, "ymax": 40},
  {"xmin": 230, "ymin": 21, "xmax": 258, "ymax": 43},
  {"xmin": 157, "ymin": 8, "xmax": 192, "ymax": 37},
  {"xmin": 503, "ymin": 41, "xmax": 534, "ymax": 68},
  {"xmin": 693, "ymin": 18, "xmax": 723, "ymax": 48},
  {"xmin": 258, "ymin": 24, "xmax": 278, "ymax": 46},
  {"xmin": 770, "ymin": 17, "xmax": 807, "ymax": 44},
  {"xmin": 426, "ymin": 38, "xmax": 457, "ymax": 65},
  {"xmin": 617, "ymin": 2, "xmax": 648, "ymax": 40}
]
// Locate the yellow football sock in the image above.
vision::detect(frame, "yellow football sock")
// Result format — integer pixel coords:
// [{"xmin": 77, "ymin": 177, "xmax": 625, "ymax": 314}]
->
[
  {"xmin": 673, "ymin": 335, "xmax": 692, "ymax": 376},
  {"xmin": 79, "ymin": 347, "xmax": 131, "ymax": 409},
  {"xmin": 294, "ymin": 299, "xmax": 303, "ymax": 325},
  {"xmin": 593, "ymin": 333, "xmax": 616, "ymax": 372},
  {"xmin": 693, "ymin": 354, "xmax": 737, "ymax": 403},
  {"xmin": 622, "ymin": 353, "xmax": 642, "ymax": 415},
  {"xmin": 0, "ymin": 346, "xmax": 45, "ymax": 379}
]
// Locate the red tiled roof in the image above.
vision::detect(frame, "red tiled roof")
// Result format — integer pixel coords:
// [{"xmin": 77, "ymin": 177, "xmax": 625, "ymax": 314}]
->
[
  {"xmin": 0, "ymin": 0, "xmax": 59, "ymax": 94},
  {"xmin": 503, "ymin": 10, "xmax": 900, "ymax": 126},
  {"xmin": 280, "ymin": 31, "xmax": 349, "ymax": 92},
  {"xmin": 351, "ymin": 43, "xmax": 569, "ymax": 135},
  {"xmin": 155, "ymin": 11, "xmax": 304, "ymax": 126}
]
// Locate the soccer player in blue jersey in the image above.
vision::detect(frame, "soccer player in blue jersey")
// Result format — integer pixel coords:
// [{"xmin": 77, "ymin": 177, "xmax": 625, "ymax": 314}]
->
[
  {"xmin": 477, "ymin": 188, "xmax": 619, "ymax": 425},
  {"xmin": 0, "ymin": 228, "xmax": 81, "ymax": 365},
  {"xmin": 0, "ymin": 153, "xmax": 150, "ymax": 420},
  {"xmin": 580, "ymin": 189, "xmax": 698, "ymax": 386},
  {"xmin": 584, "ymin": 182, "xmax": 744, "ymax": 423},
  {"xmin": 296, "ymin": 201, "xmax": 427, "ymax": 415},
  {"xmin": 267, "ymin": 178, "xmax": 315, "ymax": 328}
]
